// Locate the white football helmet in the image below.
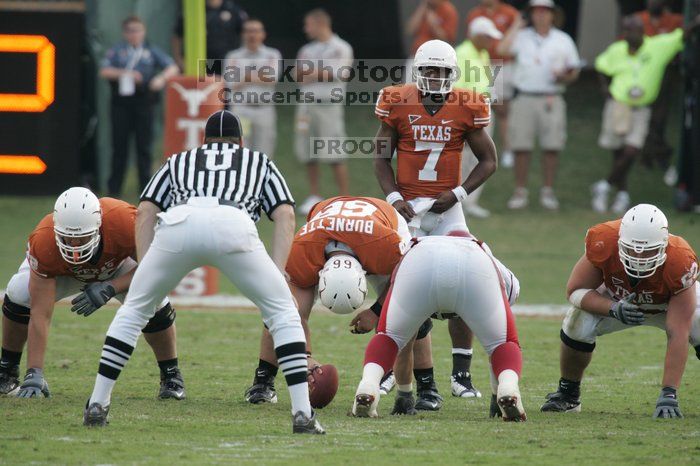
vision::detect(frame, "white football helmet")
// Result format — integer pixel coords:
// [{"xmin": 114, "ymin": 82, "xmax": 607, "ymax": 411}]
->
[
  {"xmin": 318, "ymin": 254, "xmax": 367, "ymax": 315},
  {"xmin": 412, "ymin": 39, "xmax": 458, "ymax": 95},
  {"xmin": 53, "ymin": 187, "xmax": 102, "ymax": 265},
  {"xmin": 618, "ymin": 204, "xmax": 669, "ymax": 279}
]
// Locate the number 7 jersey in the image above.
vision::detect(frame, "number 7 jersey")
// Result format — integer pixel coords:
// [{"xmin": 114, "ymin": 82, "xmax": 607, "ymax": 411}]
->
[{"xmin": 375, "ymin": 83, "xmax": 491, "ymax": 200}]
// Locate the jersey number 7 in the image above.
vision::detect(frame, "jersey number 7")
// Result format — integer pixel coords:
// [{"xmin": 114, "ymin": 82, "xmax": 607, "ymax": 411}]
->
[{"xmin": 416, "ymin": 141, "xmax": 446, "ymax": 182}]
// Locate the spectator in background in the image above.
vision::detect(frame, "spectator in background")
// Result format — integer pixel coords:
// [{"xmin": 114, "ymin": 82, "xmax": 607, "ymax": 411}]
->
[
  {"xmin": 172, "ymin": 0, "xmax": 247, "ymax": 75},
  {"xmin": 454, "ymin": 16, "xmax": 503, "ymax": 218},
  {"xmin": 636, "ymin": 0, "xmax": 684, "ymax": 185},
  {"xmin": 406, "ymin": 0, "xmax": 459, "ymax": 55},
  {"xmin": 295, "ymin": 9, "xmax": 353, "ymax": 215},
  {"xmin": 591, "ymin": 15, "xmax": 700, "ymax": 213},
  {"xmin": 466, "ymin": 0, "xmax": 521, "ymax": 169},
  {"xmin": 225, "ymin": 19, "xmax": 281, "ymax": 158},
  {"xmin": 497, "ymin": 0, "xmax": 580, "ymax": 210},
  {"xmin": 100, "ymin": 16, "xmax": 179, "ymax": 197}
]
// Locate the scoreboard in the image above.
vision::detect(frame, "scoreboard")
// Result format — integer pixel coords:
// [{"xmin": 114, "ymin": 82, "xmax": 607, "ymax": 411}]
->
[{"xmin": 0, "ymin": 7, "xmax": 83, "ymax": 194}]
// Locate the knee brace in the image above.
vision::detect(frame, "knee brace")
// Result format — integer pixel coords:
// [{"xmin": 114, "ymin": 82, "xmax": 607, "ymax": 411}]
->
[
  {"xmin": 416, "ymin": 319, "xmax": 433, "ymax": 340},
  {"xmin": 142, "ymin": 303, "xmax": 176, "ymax": 334},
  {"xmin": 560, "ymin": 329, "xmax": 596, "ymax": 353},
  {"xmin": 2, "ymin": 295, "xmax": 30, "ymax": 325}
]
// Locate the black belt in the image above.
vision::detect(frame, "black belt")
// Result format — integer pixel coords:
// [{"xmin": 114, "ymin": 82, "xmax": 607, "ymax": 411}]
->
[{"xmin": 170, "ymin": 198, "xmax": 242, "ymax": 209}]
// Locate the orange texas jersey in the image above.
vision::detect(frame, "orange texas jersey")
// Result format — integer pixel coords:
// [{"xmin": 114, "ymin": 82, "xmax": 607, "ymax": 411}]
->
[
  {"xmin": 585, "ymin": 220, "xmax": 699, "ymax": 312},
  {"xmin": 375, "ymin": 83, "xmax": 491, "ymax": 200},
  {"xmin": 26, "ymin": 198, "xmax": 137, "ymax": 282},
  {"xmin": 286, "ymin": 196, "xmax": 408, "ymax": 289}
]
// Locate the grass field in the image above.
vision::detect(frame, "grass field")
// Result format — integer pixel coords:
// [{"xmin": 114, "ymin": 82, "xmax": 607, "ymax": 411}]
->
[
  {"xmin": 1, "ymin": 309, "xmax": 700, "ymax": 465},
  {"xmin": 1, "ymin": 74, "xmax": 699, "ymax": 465}
]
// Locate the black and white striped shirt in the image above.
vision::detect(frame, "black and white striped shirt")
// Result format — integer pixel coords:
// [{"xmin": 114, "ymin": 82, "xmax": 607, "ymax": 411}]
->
[{"xmin": 140, "ymin": 143, "xmax": 294, "ymax": 222}]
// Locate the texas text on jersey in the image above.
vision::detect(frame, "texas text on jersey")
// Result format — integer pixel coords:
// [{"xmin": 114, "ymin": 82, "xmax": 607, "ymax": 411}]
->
[
  {"xmin": 285, "ymin": 196, "xmax": 409, "ymax": 288},
  {"xmin": 585, "ymin": 220, "xmax": 699, "ymax": 312},
  {"xmin": 27, "ymin": 198, "xmax": 136, "ymax": 282},
  {"xmin": 374, "ymin": 83, "xmax": 490, "ymax": 200}
]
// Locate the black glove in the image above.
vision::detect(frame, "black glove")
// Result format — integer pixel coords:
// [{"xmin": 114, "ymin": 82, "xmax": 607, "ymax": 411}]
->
[
  {"xmin": 71, "ymin": 282, "xmax": 116, "ymax": 317},
  {"xmin": 17, "ymin": 368, "xmax": 50, "ymax": 398},
  {"xmin": 653, "ymin": 386, "xmax": 683, "ymax": 419},
  {"xmin": 609, "ymin": 293, "xmax": 645, "ymax": 325}
]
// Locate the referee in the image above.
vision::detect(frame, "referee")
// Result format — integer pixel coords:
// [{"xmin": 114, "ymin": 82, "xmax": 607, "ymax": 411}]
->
[{"xmin": 83, "ymin": 110, "xmax": 324, "ymax": 435}]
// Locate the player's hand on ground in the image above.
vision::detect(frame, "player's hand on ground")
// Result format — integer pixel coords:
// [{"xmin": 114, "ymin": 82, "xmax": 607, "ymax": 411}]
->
[
  {"xmin": 608, "ymin": 292, "xmax": 645, "ymax": 325},
  {"xmin": 392, "ymin": 200, "xmax": 415, "ymax": 221},
  {"xmin": 430, "ymin": 190, "xmax": 458, "ymax": 214},
  {"xmin": 350, "ymin": 309, "xmax": 379, "ymax": 334},
  {"xmin": 71, "ymin": 282, "xmax": 116, "ymax": 316},
  {"xmin": 653, "ymin": 387, "xmax": 683, "ymax": 419},
  {"xmin": 16, "ymin": 368, "xmax": 50, "ymax": 398},
  {"xmin": 307, "ymin": 358, "xmax": 322, "ymax": 384}
]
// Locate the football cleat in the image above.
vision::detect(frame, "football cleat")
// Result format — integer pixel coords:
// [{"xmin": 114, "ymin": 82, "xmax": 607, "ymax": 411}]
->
[
  {"xmin": 489, "ymin": 394, "xmax": 501, "ymax": 418},
  {"xmin": 540, "ymin": 390, "xmax": 581, "ymax": 413},
  {"xmin": 83, "ymin": 400, "xmax": 110, "ymax": 427},
  {"xmin": 379, "ymin": 370, "xmax": 396, "ymax": 396},
  {"xmin": 0, "ymin": 365, "xmax": 20, "ymax": 396},
  {"xmin": 451, "ymin": 371, "xmax": 482, "ymax": 398},
  {"xmin": 496, "ymin": 369, "xmax": 526, "ymax": 421},
  {"xmin": 415, "ymin": 383, "xmax": 443, "ymax": 411},
  {"xmin": 292, "ymin": 410, "xmax": 325, "ymax": 434},
  {"xmin": 159, "ymin": 368, "xmax": 186, "ymax": 400},
  {"xmin": 352, "ymin": 381, "xmax": 380, "ymax": 418},
  {"xmin": 245, "ymin": 381, "xmax": 278, "ymax": 404},
  {"xmin": 391, "ymin": 391, "xmax": 417, "ymax": 416}
]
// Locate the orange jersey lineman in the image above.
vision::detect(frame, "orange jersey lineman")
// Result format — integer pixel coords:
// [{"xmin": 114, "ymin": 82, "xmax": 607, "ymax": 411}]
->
[
  {"xmin": 585, "ymin": 220, "xmax": 699, "ymax": 312},
  {"xmin": 27, "ymin": 198, "xmax": 137, "ymax": 282},
  {"xmin": 286, "ymin": 196, "xmax": 410, "ymax": 289},
  {"xmin": 374, "ymin": 83, "xmax": 490, "ymax": 200}
]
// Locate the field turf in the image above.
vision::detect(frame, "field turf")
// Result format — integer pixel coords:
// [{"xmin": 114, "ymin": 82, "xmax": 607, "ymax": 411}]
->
[{"xmin": 1, "ymin": 309, "xmax": 700, "ymax": 465}]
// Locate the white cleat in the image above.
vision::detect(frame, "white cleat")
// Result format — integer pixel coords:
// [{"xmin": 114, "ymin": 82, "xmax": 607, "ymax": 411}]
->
[
  {"xmin": 464, "ymin": 203, "xmax": 491, "ymax": 219},
  {"xmin": 590, "ymin": 180, "xmax": 610, "ymax": 213},
  {"xmin": 379, "ymin": 372, "xmax": 395, "ymax": 396},
  {"xmin": 496, "ymin": 373, "xmax": 526, "ymax": 422},
  {"xmin": 352, "ymin": 381, "xmax": 380, "ymax": 418},
  {"xmin": 507, "ymin": 188, "xmax": 529, "ymax": 210},
  {"xmin": 539, "ymin": 187, "xmax": 560, "ymax": 211},
  {"xmin": 610, "ymin": 191, "xmax": 630, "ymax": 214},
  {"xmin": 297, "ymin": 195, "xmax": 323, "ymax": 216}
]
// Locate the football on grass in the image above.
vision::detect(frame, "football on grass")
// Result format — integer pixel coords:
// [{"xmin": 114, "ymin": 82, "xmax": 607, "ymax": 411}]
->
[{"xmin": 309, "ymin": 364, "xmax": 339, "ymax": 409}]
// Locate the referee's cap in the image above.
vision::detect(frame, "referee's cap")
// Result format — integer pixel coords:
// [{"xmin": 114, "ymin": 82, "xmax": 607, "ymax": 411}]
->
[{"xmin": 204, "ymin": 110, "xmax": 242, "ymax": 139}]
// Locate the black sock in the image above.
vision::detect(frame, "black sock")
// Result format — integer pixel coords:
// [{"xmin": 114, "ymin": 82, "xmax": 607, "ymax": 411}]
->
[
  {"xmin": 158, "ymin": 358, "xmax": 179, "ymax": 376},
  {"xmin": 558, "ymin": 378, "xmax": 581, "ymax": 398},
  {"xmin": 414, "ymin": 367, "xmax": 434, "ymax": 390},
  {"xmin": 0, "ymin": 348, "xmax": 22, "ymax": 369},
  {"xmin": 255, "ymin": 359, "xmax": 278, "ymax": 382},
  {"xmin": 451, "ymin": 351, "xmax": 472, "ymax": 375},
  {"xmin": 695, "ymin": 345, "xmax": 700, "ymax": 361}
]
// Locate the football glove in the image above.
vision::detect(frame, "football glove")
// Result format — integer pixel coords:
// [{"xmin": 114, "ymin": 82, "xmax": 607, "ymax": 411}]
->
[
  {"xmin": 653, "ymin": 387, "xmax": 683, "ymax": 419},
  {"xmin": 17, "ymin": 368, "xmax": 50, "ymax": 398},
  {"xmin": 71, "ymin": 282, "xmax": 116, "ymax": 316},
  {"xmin": 609, "ymin": 292, "xmax": 645, "ymax": 325}
]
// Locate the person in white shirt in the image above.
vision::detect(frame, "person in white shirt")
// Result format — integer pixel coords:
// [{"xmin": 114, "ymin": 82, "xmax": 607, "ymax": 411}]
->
[
  {"xmin": 225, "ymin": 19, "xmax": 282, "ymax": 158},
  {"xmin": 294, "ymin": 9, "xmax": 354, "ymax": 215},
  {"xmin": 497, "ymin": 0, "xmax": 580, "ymax": 210}
]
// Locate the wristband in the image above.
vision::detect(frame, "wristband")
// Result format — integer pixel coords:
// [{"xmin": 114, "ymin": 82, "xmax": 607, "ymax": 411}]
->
[
  {"xmin": 451, "ymin": 186, "xmax": 468, "ymax": 202},
  {"xmin": 386, "ymin": 191, "xmax": 404, "ymax": 205},
  {"xmin": 370, "ymin": 301, "xmax": 383, "ymax": 317}
]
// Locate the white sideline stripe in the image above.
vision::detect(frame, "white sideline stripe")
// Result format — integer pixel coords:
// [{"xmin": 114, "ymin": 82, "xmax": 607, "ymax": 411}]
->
[{"xmin": 0, "ymin": 290, "xmax": 569, "ymax": 316}]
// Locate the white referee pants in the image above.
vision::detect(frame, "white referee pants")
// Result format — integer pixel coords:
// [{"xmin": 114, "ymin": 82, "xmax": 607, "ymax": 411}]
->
[{"xmin": 105, "ymin": 198, "xmax": 305, "ymax": 350}]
